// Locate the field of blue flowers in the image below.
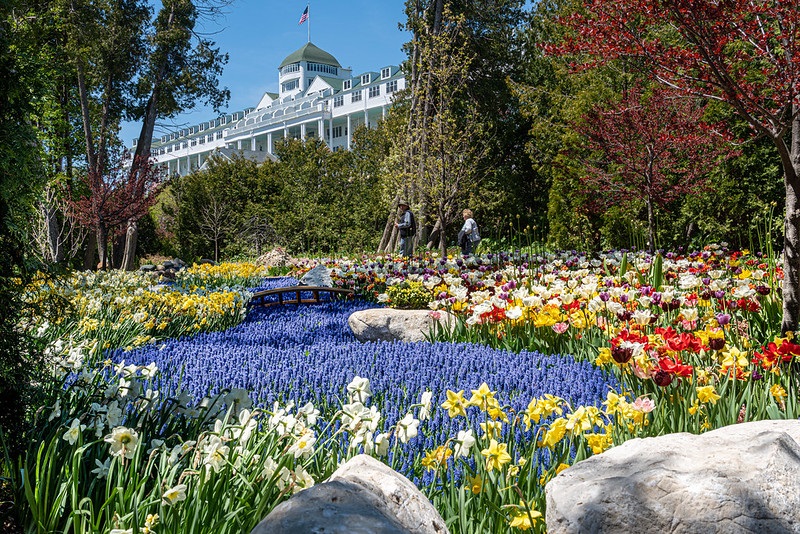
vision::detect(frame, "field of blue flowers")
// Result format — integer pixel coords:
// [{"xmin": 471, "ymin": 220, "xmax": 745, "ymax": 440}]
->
[{"xmin": 118, "ymin": 277, "xmax": 616, "ymax": 483}]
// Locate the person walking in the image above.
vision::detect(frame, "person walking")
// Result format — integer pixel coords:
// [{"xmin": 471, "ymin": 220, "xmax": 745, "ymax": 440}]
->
[
  {"xmin": 458, "ymin": 209, "xmax": 480, "ymax": 255},
  {"xmin": 394, "ymin": 200, "xmax": 415, "ymax": 257}
]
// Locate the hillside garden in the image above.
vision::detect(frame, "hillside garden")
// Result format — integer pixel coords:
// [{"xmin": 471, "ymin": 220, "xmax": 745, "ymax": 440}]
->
[{"xmin": 2, "ymin": 0, "xmax": 800, "ymax": 532}]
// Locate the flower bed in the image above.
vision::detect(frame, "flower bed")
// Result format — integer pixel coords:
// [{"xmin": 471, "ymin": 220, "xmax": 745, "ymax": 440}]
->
[{"xmin": 11, "ymin": 247, "xmax": 800, "ymax": 533}]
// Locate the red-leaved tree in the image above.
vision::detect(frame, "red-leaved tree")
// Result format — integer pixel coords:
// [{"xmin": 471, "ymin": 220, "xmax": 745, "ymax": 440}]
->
[
  {"xmin": 550, "ymin": 0, "xmax": 800, "ymax": 333},
  {"xmin": 68, "ymin": 154, "xmax": 163, "ymax": 270},
  {"xmin": 573, "ymin": 85, "xmax": 734, "ymax": 252}
]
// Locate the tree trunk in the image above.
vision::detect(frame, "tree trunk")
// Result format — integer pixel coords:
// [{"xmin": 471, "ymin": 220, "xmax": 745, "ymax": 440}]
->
[
  {"xmin": 378, "ymin": 194, "xmax": 401, "ymax": 253},
  {"xmin": 42, "ymin": 198, "xmax": 61, "ymax": 263},
  {"xmin": 121, "ymin": 220, "xmax": 138, "ymax": 271},
  {"xmin": 426, "ymin": 219, "xmax": 442, "ymax": 250},
  {"xmin": 83, "ymin": 231, "xmax": 97, "ymax": 270},
  {"xmin": 646, "ymin": 194, "xmax": 655, "ymax": 254},
  {"xmin": 780, "ymin": 108, "xmax": 800, "ymax": 334},
  {"xmin": 97, "ymin": 225, "xmax": 108, "ymax": 270}
]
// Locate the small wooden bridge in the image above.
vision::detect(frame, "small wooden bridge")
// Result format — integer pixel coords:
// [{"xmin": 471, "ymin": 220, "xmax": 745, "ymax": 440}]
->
[{"xmin": 248, "ymin": 285, "xmax": 355, "ymax": 308}]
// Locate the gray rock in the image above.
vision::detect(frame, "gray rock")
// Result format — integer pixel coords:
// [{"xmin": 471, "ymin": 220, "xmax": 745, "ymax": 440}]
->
[
  {"xmin": 348, "ymin": 308, "xmax": 455, "ymax": 343},
  {"xmin": 330, "ymin": 455, "xmax": 449, "ymax": 534},
  {"xmin": 162, "ymin": 260, "xmax": 175, "ymax": 269},
  {"xmin": 199, "ymin": 258, "xmax": 216, "ymax": 265},
  {"xmin": 546, "ymin": 419, "xmax": 800, "ymax": 534},
  {"xmin": 139, "ymin": 264, "xmax": 156, "ymax": 272},
  {"xmin": 251, "ymin": 455, "xmax": 448, "ymax": 534},
  {"xmin": 172, "ymin": 257, "xmax": 186, "ymax": 267},
  {"xmin": 299, "ymin": 264, "xmax": 333, "ymax": 287},
  {"xmin": 250, "ymin": 479, "xmax": 407, "ymax": 534}
]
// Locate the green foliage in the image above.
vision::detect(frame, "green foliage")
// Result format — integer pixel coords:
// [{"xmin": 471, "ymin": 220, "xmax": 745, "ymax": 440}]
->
[
  {"xmin": 166, "ymin": 129, "xmax": 390, "ymax": 261},
  {"xmin": 387, "ymin": 281, "xmax": 431, "ymax": 309}
]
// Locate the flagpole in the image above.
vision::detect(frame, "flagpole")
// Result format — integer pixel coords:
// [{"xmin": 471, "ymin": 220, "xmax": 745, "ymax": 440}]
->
[{"xmin": 307, "ymin": 1, "xmax": 310, "ymax": 43}]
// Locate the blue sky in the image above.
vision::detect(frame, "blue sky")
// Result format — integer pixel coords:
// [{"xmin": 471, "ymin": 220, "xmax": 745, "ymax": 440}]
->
[{"xmin": 121, "ymin": 0, "xmax": 409, "ymax": 146}]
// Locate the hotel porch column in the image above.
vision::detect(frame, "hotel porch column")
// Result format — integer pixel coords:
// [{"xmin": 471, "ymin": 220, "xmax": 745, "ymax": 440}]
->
[
  {"xmin": 317, "ymin": 118, "xmax": 324, "ymax": 146},
  {"xmin": 251, "ymin": 136, "xmax": 257, "ymax": 151},
  {"xmin": 267, "ymin": 132, "xmax": 273, "ymax": 154},
  {"xmin": 301, "ymin": 122, "xmax": 307, "ymax": 139},
  {"xmin": 346, "ymin": 114, "xmax": 352, "ymax": 150},
  {"xmin": 364, "ymin": 109, "xmax": 369, "ymax": 129}
]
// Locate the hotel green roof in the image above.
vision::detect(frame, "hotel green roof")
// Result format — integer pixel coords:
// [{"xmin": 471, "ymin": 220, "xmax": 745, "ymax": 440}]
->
[{"xmin": 279, "ymin": 42, "xmax": 342, "ymax": 69}]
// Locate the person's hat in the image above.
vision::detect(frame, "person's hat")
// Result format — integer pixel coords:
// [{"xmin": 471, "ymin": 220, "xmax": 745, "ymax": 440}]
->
[{"xmin": 398, "ymin": 200, "xmax": 409, "ymax": 207}]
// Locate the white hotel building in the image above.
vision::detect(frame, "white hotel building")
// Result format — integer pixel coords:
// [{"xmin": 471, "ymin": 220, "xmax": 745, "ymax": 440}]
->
[{"xmin": 142, "ymin": 42, "xmax": 406, "ymax": 176}]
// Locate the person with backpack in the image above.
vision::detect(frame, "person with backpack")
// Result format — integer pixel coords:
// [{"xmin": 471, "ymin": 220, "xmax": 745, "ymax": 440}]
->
[
  {"xmin": 395, "ymin": 200, "xmax": 416, "ymax": 257},
  {"xmin": 458, "ymin": 208, "xmax": 480, "ymax": 255}
]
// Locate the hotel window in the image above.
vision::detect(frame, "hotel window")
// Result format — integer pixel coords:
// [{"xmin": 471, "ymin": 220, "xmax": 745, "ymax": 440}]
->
[
  {"xmin": 332, "ymin": 126, "xmax": 343, "ymax": 138},
  {"xmin": 361, "ymin": 73, "xmax": 371, "ymax": 85},
  {"xmin": 166, "ymin": 145, "xmax": 172, "ymax": 153},
  {"xmin": 343, "ymin": 80, "xmax": 351, "ymax": 90},
  {"xmin": 182, "ymin": 142, "xmax": 187, "ymax": 149},
  {"xmin": 282, "ymin": 79, "xmax": 299, "ymax": 92},
  {"xmin": 351, "ymin": 90, "xmax": 362, "ymax": 103},
  {"xmin": 281, "ymin": 63, "xmax": 300, "ymax": 75},
  {"xmin": 199, "ymin": 136, "xmax": 205, "ymax": 144},
  {"xmin": 334, "ymin": 95, "xmax": 344, "ymax": 107},
  {"xmin": 381, "ymin": 67, "xmax": 391, "ymax": 79},
  {"xmin": 386, "ymin": 80, "xmax": 398, "ymax": 94},
  {"xmin": 216, "ymin": 131, "xmax": 223, "ymax": 140},
  {"xmin": 307, "ymin": 62, "xmax": 338, "ymax": 75},
  {"xmin": 191, "ymin": 139, "xmax": 197, "ymax": 146},
  {"xmin": 369, "ymin": 85, "xmax": 380, "ymax": 98}
]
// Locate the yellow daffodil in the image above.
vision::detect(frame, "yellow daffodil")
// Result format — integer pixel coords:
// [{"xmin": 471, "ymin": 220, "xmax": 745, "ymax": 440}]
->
[
  {"xmin": 441, "ymin": 390, "xmax": 467, "ymax": 418},
  {"xmin": 468, "ymin": 382, "xmax": 496, "ymax": 409},
  {"xmin": 481, "ymin": 439, "xmax": 512, "ymax": 471},
  {"xmin": 466, "ymin": 474, "xmax": 482, "ymax": 494},
  {"xmin": 770, "ymin": 384, "xmax": 787, "ymax": 402},
  {"xmin": 696, "ymin": 385, "xmax": 721, "ymax": 404},
  {"xmin": 539, "ymin": 417, "xmax": 568, "ymax": 448}
]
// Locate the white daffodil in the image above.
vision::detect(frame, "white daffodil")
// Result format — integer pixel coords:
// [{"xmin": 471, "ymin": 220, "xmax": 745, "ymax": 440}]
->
[
  {"xmin": 91, "ymin": 458, "xmax": 111, "ymax": 479},
  {"xmin": 297, "ymin": 402, "xmax": 320, "ymax": 426},
  {"xmin": 105, "ymin": 400, "xmax": 123, "ymax": 427},
  {"xmin": 104, "ymin": 426, "xmax": 139, "ymax": 459},
  {"xmin": 62, "ymin": 418, "xmax": 85, "ymax": 445},
  {"xmin": 161, "ymin": 484, "xmax": 188, "ymax": 506},
  {"xmin": 140, "ymin": 362, "xmax": 158, "ymax": 379},
  {"xmin": 396, "ymin": 413, "xmax": 419, "ymax": 444},
  {"xmin": 288, "ymin": 429, "xmax": 316, "ymax": 459},
  {"xmin": 48, "ymin": 399, "xmax": 61, "ymax": 422},
  {"xmin": 454, "ymin": 429, "xmax": 476, "ymax": 457},
  {"xmin": 293, "ymin": 466, "xmax": 315, "ymax": 493},
  {"xmin": 346, "ymin": 376, "xmax": 372, "ymax": 403},
  {"xmin": 418, "ymin": 391, "xmax": 433, "ymax": 421},
  {"xmin": 374, "ymin": 432, "xmax": 390, "ymax": 456},
  {"xmin": 202, "ymin": 436, "xmax": 229, "ymax": 473}
]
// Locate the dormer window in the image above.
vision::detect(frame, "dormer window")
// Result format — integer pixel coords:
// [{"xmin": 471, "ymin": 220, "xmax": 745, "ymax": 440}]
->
[
  {"xmin": 343, "ymin": 80, "xmax": 351, "ymax": 90},
  {"xmin": 381, "ymin": 67, "xmax": 391, "ymax": 79},
  {"xmin": 361, "ymin": 73, "xmax": 371, "ymax": 85}
]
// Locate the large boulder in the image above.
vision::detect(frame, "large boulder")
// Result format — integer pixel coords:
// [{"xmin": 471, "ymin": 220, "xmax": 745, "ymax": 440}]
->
[
  {"xmin": 348, "ymin": 308, "xmax": 455, "ymax": 343},
  {"xmin": 546, "ymin": 419, "xmax": 800, "ymax": 534},
  {"xmin": 299, "ymin": 263, "xmax": 333, "ymax": 287},
  {"xmin": 251, "ymin": 455, "xmax": 449, "ymax": 534}
]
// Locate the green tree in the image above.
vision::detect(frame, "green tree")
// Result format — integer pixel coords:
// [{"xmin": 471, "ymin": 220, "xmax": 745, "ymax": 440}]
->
[{"xmin": 0, "ymin": 0, "xmax": 47, "ymax": 490}]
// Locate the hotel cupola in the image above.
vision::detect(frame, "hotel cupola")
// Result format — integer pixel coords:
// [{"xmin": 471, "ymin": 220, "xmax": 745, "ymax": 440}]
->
[{"xmin": 278, "ymin": 42, "xmax": 350, "ymax": 99}]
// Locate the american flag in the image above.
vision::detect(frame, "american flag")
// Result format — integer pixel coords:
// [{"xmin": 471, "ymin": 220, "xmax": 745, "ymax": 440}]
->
[{"xmin": 298, "ymin": 6, "xmax": 309, "ymax": 25}]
